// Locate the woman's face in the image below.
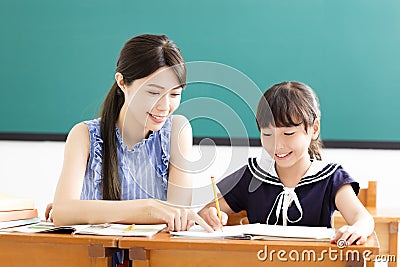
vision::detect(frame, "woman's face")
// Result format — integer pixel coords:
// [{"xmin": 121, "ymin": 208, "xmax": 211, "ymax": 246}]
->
[{"xmin": 121, "ymin": 67, "xmax": 183, "ymax": 132}]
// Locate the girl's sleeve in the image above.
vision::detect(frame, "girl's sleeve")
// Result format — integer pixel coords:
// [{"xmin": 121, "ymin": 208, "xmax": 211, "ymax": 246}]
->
[
  {"xmin": 331, "ymin": 167, "xmax": 360, "ymax": 210},
  {"xmin": 217, "ymin": 165, "xmax": 251, "ymax": 213}
]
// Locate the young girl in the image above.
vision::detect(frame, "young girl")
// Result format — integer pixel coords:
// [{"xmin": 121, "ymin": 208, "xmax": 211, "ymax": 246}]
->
[
  {"xmin": 49, "ymin": 34, "xmax": 212, "ymax": 233},
  {"xmin": 199, "ymin": 81, "xmax": 374, "ymax": 245}
]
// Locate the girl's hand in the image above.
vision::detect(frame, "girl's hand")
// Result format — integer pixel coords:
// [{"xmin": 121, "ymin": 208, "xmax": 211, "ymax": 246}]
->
[
  {"xmin": 201, "ymin": 206, "xmax": 228, "ymax": 230},
  {"xmin": 331, "ymin": 225, "xmax": 368, "ymax": 245},
  {"xmin": 148, "ymin": 199, "xmax": 214, "ymax": 232}
]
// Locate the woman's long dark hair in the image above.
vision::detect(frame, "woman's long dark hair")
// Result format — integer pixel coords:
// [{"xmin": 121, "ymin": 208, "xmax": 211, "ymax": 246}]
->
[{"xmin": 99, "ymin": 34, "xmax": 186, "ymax": 200}]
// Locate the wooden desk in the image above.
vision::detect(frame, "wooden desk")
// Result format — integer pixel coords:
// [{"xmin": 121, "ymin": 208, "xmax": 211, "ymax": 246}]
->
[
  {"xmin": 0, "ymin": 232, "xmax": 119, "ymax": 267},
  {"xmin": 334, "ymin": 208, "xmax": 399, "ymax": 267},
  {"xmin": 119, "ymin": 232, "xmax": 379, "ymax": 267}
]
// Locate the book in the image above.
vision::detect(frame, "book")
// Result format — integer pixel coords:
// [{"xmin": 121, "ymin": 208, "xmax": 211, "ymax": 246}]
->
[
  {"xmin": 0, "ymin": 217, "xmax": 41, "ymax": 229},
  {"xmin": 1, "ymin": 221, "xmax": 79, "ymax": 233},
  {"xmin": 170, "ymin": 224, "xmax": 335, "ymax": 242},
  {"xmin": 4, "ymin": 222, "xmax": 167, "ymax": 237},
  {"xmin": 0, "ymin": 209, "xmax": 38, "ymax": 222},
  {"xmin": 243, "ymin": 224, "xmax": 335, "ymax": 241},
  {"xmin": 0, "ymin": 193, "xmax": 35, "ymax": 212},
  {"xmin": 170, "ymin": 224, "xmax": 252, "ymax": 239},
  {"xmin": 74, "ymin": 223, "xmax": 167, "ymax": 237}
]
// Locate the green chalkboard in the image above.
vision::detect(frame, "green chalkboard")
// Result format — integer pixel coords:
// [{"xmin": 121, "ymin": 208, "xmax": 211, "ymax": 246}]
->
[{"xmin": 1, "ymin": 0, "xmax": 399, "ymax": 143}]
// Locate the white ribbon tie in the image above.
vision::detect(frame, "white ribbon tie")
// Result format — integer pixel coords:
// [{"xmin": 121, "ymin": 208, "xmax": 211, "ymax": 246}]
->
[{"xmin": 266, "ymin": 187, "xmax": 303, "ymax": 226}]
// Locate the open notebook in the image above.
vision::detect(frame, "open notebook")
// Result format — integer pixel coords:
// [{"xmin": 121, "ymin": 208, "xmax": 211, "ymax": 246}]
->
[
  {"xmin": 4, "ymin": 222, "xmax": 167, "ymax": 237},
  {"xmin": 171, "ymin": 224, "xmax": 335, "ymax": 241}
]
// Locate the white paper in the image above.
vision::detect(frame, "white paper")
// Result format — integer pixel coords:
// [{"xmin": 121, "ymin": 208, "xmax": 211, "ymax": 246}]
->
[
  {"xmin": 171, "ymin": 224, "xmax": 335, "ymax": 240},
  {"xmin": 170, "ymin": 224, "xmax": 253, "ymax": 238},
  {"xmin": 244, "ymin": 224, "xmax": 335, "ymax": 240}
]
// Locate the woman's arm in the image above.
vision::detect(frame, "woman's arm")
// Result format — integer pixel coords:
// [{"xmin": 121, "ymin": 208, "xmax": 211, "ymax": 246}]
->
[
  {"xmin": 332, "ymin": 184, "xmax": 374, "ymax": 245},
  {"xmin": 52, "ymin": 122, "xmax": 151, "ymax": 225},
  {"xmin": 52, "ymin": 122, "xmax": 212, "ymax": 231},
  {"xmin": 167, "ymin": 115, "xmax": 194, "ymax": 206}
]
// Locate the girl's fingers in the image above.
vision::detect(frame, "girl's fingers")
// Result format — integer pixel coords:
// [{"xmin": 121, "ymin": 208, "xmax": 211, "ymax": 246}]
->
[
  {"xmin": 209, "ymin": 207, "xmax": 222, "ymax": 226},
  {"xmin": 356, "ymin": 235, "xmax": 367, "ymax": 245},
  {"xmin": 221, "ymin": 211, "xmax": 228, "ymax": 225},
  {"xmin": 189, "ymin": 211, "xmax": 214, "ymax": 232},
  {"xmin": 332, "ymin": 225, "xmax": 362, "ymax": 246}
]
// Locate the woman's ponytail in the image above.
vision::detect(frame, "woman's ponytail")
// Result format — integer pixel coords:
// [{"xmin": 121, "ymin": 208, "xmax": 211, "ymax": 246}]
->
[{"xmin": 99, "ymin": 82, "xmax": 124, "ymax": 200}]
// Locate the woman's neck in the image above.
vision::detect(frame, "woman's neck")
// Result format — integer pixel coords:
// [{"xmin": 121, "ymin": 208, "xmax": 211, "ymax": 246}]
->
[
  {"xmin": 275, "ymin": 158, "xmax": 312, "ymax": 188},
  {"xmin": 116, "ymin": 105, "xmax": 149, "ymax": 149}
]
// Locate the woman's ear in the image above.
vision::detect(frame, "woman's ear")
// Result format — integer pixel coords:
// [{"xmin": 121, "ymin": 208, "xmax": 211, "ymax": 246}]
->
[
  {"xmin": 312, "ymin": 118, "xmax": 321, "ymax": 139},
  {"xmin": 115, "ymin": 72, "xmax": 126, "ymax": 92}
]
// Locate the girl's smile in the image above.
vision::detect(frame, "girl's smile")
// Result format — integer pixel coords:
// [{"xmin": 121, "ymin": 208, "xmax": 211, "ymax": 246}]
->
[{"xmin": 275, "ymin": 151, "xmax": 292, "ymax": 160}]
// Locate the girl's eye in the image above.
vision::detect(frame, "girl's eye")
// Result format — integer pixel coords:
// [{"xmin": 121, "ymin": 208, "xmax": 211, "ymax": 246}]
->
[
  {"xmin": 284, "ymin": 132, "xmax": 295, "ymax": 136},
  {"xmin": 170, "ymin": 93, "xmax": 181, "ymax": 97},
  {"xmin": 263, "ymin": 133, "xmax": 272, "ymax": 137},
  {"xmin": 148, "ymin": 91, "xmax": 159, "ymax": 95}
]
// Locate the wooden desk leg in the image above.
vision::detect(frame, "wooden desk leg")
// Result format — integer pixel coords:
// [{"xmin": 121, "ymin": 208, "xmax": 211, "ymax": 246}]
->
[
  {"xmin": 88, "ymin": 244, "xmax": 119, "ymax": 267},
  {"xmin": 129, "ymin": 247, "xmax": 149, "ymax": 267},
  {"xmin": 346, "ymin": 258, "xmax": 363, "ymax": 267},
  {"xmin": 388, "ymin": 222, "xmax": 399, "ymax": 267}
]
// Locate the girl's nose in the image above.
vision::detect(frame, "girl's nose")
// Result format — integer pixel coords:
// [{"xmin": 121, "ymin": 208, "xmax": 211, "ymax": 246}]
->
[{"xmin": 275, "ymin": 138, "xmax": 285, "ymax": 150}]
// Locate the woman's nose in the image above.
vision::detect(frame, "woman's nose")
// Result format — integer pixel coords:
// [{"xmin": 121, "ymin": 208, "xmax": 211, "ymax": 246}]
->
[{"xmin": 156, "ymin": 93, "xmax": 170, "ymax": 111}]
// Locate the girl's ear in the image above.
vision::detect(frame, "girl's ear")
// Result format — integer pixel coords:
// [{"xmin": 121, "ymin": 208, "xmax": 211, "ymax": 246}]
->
[
  {"xmin": 115, "ymin": 72, "xmax": 126, "ymax": 93},
  {"xmin": 312, "ymin": 118, "xmax": 321, "ymax": 139}
]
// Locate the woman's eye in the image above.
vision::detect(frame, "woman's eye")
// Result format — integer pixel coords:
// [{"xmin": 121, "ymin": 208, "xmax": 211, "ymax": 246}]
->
[
  {"xmin": 263, "ymin": 133, "xmax": 272, "ymax": 137},
  {"xmin": 148, "ymin": 91, "xmax": 159, "ymax": 95},
  {"xmin": 284, "ymin": 132, "xmax": 295, "ymax": 136},
  {"xmin": 170, "ymin": 93, "xmax": 181, "ymax": 97}
]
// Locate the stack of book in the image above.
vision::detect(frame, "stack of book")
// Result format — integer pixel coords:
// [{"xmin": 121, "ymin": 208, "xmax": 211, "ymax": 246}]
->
[{"xmin": 0, "ymin": 192, "xmax": 40, "ymax": 229}]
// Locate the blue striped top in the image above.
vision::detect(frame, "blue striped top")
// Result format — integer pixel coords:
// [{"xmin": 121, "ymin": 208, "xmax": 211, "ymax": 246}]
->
[{"xmin": 80, "ymin": 117, "xmax": 172, "ymax": 201}]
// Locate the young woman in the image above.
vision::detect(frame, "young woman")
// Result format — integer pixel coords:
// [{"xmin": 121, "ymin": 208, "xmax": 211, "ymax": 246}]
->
[{"xmin": 50, "ymin": 34, "xmax": 212, "ymax": 233}]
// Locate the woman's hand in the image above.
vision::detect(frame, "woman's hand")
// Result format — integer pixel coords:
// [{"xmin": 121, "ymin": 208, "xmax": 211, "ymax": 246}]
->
[
  {"xmin": 146, "ymin": 199, "xmax": 214, "ymax": 232},
  {"xmin": 331, "ymin": 225, "xmax": 368, "ymax": 245}
]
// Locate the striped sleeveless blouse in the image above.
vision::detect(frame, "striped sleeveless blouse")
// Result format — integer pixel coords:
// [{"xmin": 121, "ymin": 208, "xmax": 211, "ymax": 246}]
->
[{"xmin": 80, "ymin": 117, "xmax": 172, "ymax": 201}]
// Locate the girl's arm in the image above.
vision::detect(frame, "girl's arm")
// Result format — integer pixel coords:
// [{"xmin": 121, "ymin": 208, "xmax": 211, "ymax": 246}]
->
[
  {"xmin": 332, "ymin": 184, "xmax": 374, "ymax": 245},
  {"xmin": 52, "ymin": 122, "xmax": 212, "ymax": 232}
]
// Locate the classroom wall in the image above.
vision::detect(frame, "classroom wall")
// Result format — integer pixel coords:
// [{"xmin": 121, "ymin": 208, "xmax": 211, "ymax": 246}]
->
[
  {"xmin": 0, "ymin": 141, "xmax": 398, "ymax": 219},
  {"xmin": 1, "ymin": 0, "xmax": 400, "ymax": 145}
]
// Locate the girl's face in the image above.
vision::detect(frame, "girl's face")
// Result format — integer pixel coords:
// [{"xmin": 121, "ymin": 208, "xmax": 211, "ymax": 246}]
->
[
  {"xmin": 260, "ymin": 122, "xmax": 319, "ymax": 170},
  {"xmin": 120, "ymin": 67, "xmax": 183, "ymax": 132}
]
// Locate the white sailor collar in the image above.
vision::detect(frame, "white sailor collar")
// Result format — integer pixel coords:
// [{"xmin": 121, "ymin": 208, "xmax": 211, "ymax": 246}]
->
[
  {"xmin": 248, "ymin": 155, "xmax": 341, "ymax": 226},
  {"xmin": 248, "ymin": 156, "xmax": 341, "ymax": 188}
]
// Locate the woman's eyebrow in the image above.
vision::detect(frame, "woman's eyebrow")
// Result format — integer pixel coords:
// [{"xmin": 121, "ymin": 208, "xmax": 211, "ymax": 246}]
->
[
  {"xmin": 147, "ymin": 83, "xmax": 165, "ymax": 89},
  {"xmin": 147, "ymin": 84, "xmax": 182, "ymax": 90}
]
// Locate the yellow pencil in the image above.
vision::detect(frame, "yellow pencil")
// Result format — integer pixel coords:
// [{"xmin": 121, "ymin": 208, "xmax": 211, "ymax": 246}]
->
[
  {"xmin": 211, "ymin": 176, "xmax": 223, "ymax": 230},
  {"xmin": 124, "ymin": 224, "xmax": 135, "ymax": 233}
]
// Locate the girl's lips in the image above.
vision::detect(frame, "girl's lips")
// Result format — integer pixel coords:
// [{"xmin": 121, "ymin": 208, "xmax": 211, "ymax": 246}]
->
[{"xmin": 275, "ymin": 151, "xmax": 292, "ymax": 159}]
